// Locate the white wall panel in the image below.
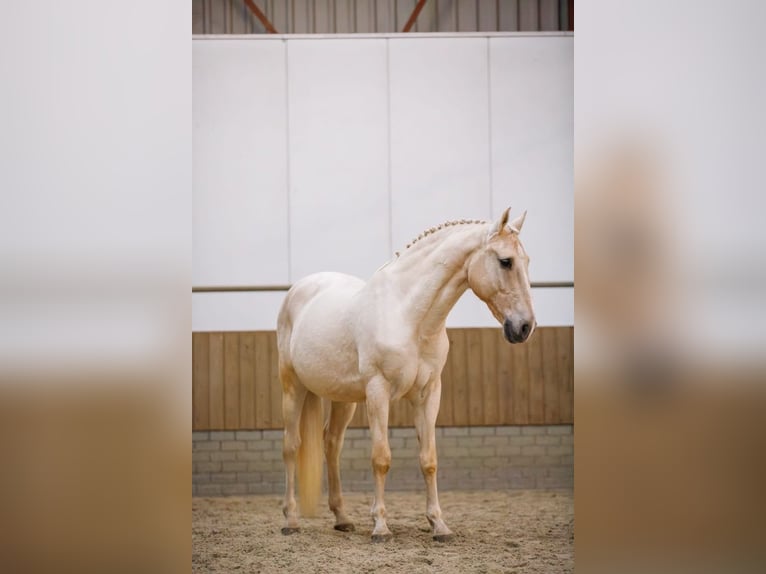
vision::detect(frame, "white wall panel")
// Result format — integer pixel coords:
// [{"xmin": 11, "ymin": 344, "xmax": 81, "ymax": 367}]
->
[
  {"xmin": 192, "ymin": 287, "xmax": 573, "ymax": 331},
  {"xmin": 192, "ymin": 292, "xmax": 287, "ymax": 331},
  {"xmin": 192, "ymin": 39, "xmax": 289, "ymax": 285},
  {"xmin": 389, "ymin": 38, "xmax": 491, "ymax": 251},
  {"xmin": 288, "ymin": 39, "xmax": 390, "ymax": 281},
  {"xmin": 448, "ymin": 287, "xmax": 574, "ymax": 328},
  {"xmin": 192, "ymin": 35, "xmax": 573, "ymax": 330},
  {"xmin": 490, "ymin": 36, "xmax": 573, "ymax": 282}
]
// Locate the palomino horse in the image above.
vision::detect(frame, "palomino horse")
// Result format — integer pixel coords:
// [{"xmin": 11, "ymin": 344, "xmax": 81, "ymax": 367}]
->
[{"xmin": 277, "ymin": 207, "xmax": 536, "ymax": 542}]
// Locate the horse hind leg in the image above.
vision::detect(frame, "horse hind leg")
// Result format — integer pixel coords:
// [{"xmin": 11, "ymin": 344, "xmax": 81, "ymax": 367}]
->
[
  {"xmin": 280, "ymin": 364, "xmax": 307, "ymax": 535},
  {"xmin": 324, "ymin": 401, "xmax": 357, "ymax": 532}
]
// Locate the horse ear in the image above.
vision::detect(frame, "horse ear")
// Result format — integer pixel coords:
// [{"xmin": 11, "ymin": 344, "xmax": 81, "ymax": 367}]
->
[
  {"xmin": 510, "ymin": 210, "xmax": 527, "ymax": 233},
  {"xmin": 489, "ymin": 207, "xmax": 512, "ymax": 237}
]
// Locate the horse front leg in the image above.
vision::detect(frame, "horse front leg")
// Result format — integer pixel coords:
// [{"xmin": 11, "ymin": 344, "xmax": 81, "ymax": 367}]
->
[
  {"xmin": 412, "ymin": 378, "xmax": 454, "ymax": 542},
  {"xmin": 325, "ymin": 401, "xmax": 357, "ymax": 531},
  {"xmin": 366, "ymin": 376, "xmax": 392, "ymax": 542}
]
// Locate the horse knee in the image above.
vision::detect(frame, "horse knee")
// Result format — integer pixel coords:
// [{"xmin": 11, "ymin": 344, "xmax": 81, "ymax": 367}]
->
[
  {"xmin": 419, "ymin": 453, "xmax": 437, "ymax": 476},
  {"xmin": 371, "ymin": 444, "xmax": 391, "ymax": 474}
]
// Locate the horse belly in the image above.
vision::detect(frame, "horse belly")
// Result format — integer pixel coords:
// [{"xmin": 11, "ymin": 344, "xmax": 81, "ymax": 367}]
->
[{"xmin": 289, "ymin": 286, "xmax": 367, "ymax": 402}]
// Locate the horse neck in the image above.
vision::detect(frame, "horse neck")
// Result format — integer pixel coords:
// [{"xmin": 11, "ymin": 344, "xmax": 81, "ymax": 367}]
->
[{"xmin": 382, "ymin": 223, "xmax": 488, "ymax": 336}]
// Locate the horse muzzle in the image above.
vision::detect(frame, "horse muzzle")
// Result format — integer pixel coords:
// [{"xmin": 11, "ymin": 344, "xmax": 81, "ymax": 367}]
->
[{"xmin": 503, "ymin": 317, "xmax": 534, "ymax": 344}]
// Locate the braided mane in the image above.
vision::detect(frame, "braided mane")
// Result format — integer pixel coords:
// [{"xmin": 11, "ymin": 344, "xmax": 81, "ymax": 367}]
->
[{"xmin": 395, "ymin": 219, "xmax": 487, "ymax": 257}]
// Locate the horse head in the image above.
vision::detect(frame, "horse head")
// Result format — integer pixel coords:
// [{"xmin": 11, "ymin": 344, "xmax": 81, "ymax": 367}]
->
[{"xmin": 467, "ymin": 207, "xmax": 536, "ymax": 343}]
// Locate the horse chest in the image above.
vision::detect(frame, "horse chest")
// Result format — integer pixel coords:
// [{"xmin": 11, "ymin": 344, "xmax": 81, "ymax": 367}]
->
[{"xmin": 370, "ymin": 338, "xmax": 445, "ymax": 401}]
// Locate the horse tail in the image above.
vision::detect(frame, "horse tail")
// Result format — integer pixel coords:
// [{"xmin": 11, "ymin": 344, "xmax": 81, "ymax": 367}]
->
[{"xmin": 297, "ymin": 391, "xmax": 323, "ymax": 517}]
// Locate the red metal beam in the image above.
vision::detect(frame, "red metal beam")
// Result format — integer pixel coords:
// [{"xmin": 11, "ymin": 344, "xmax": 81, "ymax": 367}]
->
[
  {"xmin": 568, "ymin": 0, "xmax": 574, "ymax": 31},
  {"xmin": 243, "ymin": 0, "xmax": 278, "ymax": 34},
  {"xmin": 402, "ymin": 0, "xmax": 428, "ymax": 33}
]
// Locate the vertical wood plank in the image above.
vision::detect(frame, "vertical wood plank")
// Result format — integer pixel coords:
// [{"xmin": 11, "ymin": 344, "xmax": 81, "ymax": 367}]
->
[
  {"xmin": 518, "ymin": 0, "xmax": 539, "ymax": 31},
  {"xmin": 526, "ymin": 329, "xmax": 545, "ymax": 423},
  {"xmin": 269, "ymin": 332, "xmax": 283, "ymax": 428},
  {"xmin": 350, "ymin": 401, "xmax": 365, "ymax": 428},
  {"xmin": 192, "ymin": 333, "xmax": 210, "ymax": 430},
  {"xmin": 335, "ymin": 0, "xmax": 354, "ymax": 33},
  {"xmin": 437, "ymin": 330, "xmax": 454, "ymax": 426},
  {"xmin": 436, "ymin": 0, "xmax": 458, "ymax": 32},
  {"xmin": 375, "ymin": 0, "xmax": 396, "ymax": 32},
  {"xmin": 209, "ymin": 0, "xmax": 227, "ymax": 33},
  {"xmin": 254, "ymin": 332, "xmax": 271, "ymax": 428},
  {"xmin": 292, "ymin": 0, "xmax": 311, "ymax": 33},
  {"xmin": 352, "ymin": 401, "xmax": 369, "ymax": 428},
  {"xmin": 354, "ymin": 0, "xmax": 375, "ymax": 33},
  {"xmin": 511, "ymin": 335, "xmax": 530, "ymax": 424},
  {"xmin": 389, "ymin": 398, "xmax": 401, "ymax": 427},
  {"xmin": 466, "ymin": 329, "xmax": 484, "ymax": 425},
  {"xmin": 496, "ymin": 332, "xmax": 513, "ymax": 425},
  {"xmin": 450, "ymin": 330, "xmax": 469, "ymax": 426},
  {"xmin": 456, "ymin": 0, "xmax": 478, "ymax": 32},
  {"xmin": 272, "ymin": 0, "xmax": 289, "ymax": 32},
  {"xmin": 192, "ymin": 0, "xmax": 205, "ymax": 34},
  {"xmin": 539, "ymin": 0, "xmax": 559, "ymax": 30},
  {"xmin": 558, "ymin": 326, "xmax": 574, "ymax": 423},
  {"xmin": 541, "ymin": 328, "xmax": 560, "ymax": 424},
  {"xmin": 477, "ymin": 0, "xmax": 498, "ymax": 31},
  {"xmin": 498, "ymin": 0, "xmax": 519, "ymax": 31},
  {"xmin": 314, "ymin": 0, "xmax": 332, "ymax": 33},
  {"xmin": 230, "ymin": 0, "xmax": 251, "ymax": 33},
  {"xmin": 208, "ymin": 333, "xmax": 225, "ymax": 429},
  {"xmin": 223, "ymin": 333, "xmax": 240, "ymax": 429},
  {"xmin": 481, "ymin": 329, "xmax": 499, "ymax": 424},
  {"xmin": 391, "ymin": 397, "xmax": 412, "ymax": 428},
  {"xmin": 239, "ymin": 333, "xmax": 256, "ymax": 429}
]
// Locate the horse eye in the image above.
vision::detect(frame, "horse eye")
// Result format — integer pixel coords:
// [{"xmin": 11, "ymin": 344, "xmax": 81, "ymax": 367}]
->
[{"xmin": 499, "ymin": 258, "xmax": 513, "ymax": 269}]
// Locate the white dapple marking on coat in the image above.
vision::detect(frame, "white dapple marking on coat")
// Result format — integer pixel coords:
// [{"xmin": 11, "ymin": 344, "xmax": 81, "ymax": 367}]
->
[{"xmin": 277, "ymin": 207, "xmax": 536, "ymax": 542}]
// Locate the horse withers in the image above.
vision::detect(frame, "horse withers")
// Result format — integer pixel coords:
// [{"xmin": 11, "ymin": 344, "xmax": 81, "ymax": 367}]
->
[{"xmin": 277, "ymin": 207, "xmax": 536, "ymax": 542}]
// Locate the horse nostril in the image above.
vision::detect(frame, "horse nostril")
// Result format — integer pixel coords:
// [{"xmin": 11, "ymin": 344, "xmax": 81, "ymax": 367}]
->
[{"xmin": 521, "ymin": 323, "xmax": 530, "ymax": 338}]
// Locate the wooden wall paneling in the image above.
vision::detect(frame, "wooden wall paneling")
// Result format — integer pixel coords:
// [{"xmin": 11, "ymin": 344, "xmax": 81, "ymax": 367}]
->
[
  {"xmin": 481, "ymin": 329, "xmax": 500, "ymax": 424},
  {"xmin": 526, "ymin": 329, "xmax": 545, "ymax": 423},
  {"xmin": 391, "ymin": 397, "xmax": 413, "ymax": 428},
  {"xmin": 223, "ymin": 333, "xmax": 240, "ymax": 429},
  {"xmin": 511, "ymin": 334, "xmax": 530, "ymax": 424},
  {"xmin": 437, "ymin": 335, "xmax": 454, "ymax": 426},
  {"xmin": 541, "ymin": 327, "xmax": 561, "ymax": 424},
  {"xmin": 449, "ymin": 330, "xmax": 470, "ymax": 426},
  {"xmin": 268, "ymin": 332, "xmax": 283, "ymax": 428},
  {"xmin": 191, "ymin": 327, "xmax": 573, "ymax": 430},
  {"xmin": 192, "ymin": 333, "xmax": 210, "ymax": 430},
  {"xmin": 239, "ymin": 333, "xmax": 256, "ymax": 429},
  {"xmin": 254, "ymin": 331, "xmax": 271, "ymax": 428},
  {"xmin": 558, "ymin": 326, "xmax": 574, "ymax": 423},
  {"xmin": 208, "ymin": 333, "xmax": 225, "ymax": 429},
  {"xmin": 466, "ymin": 329, "xmax": 484, "ymax": 425}
]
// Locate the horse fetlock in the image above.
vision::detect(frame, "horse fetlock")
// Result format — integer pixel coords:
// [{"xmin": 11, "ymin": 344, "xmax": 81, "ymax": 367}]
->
[{"xmin": 283, "ymin": 500, "xmax": 297, "ymax": 519}]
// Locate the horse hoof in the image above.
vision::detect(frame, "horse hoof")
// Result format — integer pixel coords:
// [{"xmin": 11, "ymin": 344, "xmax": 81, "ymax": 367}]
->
[
  {"xmin": 371, "ymin": 533, "xmax": 393, "ymax": 543},
  {"xmin": 433, "ymin": 533, "xmax": 454, "ymax": 543},
  {"xmin": 334, "ymin": 523, "xmax": 355, "ymax": 532},
  {"xmin": 281, "ymin": 527, "xmax": 300, "ymax": 535}
]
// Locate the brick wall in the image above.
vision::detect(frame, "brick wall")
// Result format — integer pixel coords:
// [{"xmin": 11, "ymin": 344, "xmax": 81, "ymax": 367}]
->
[{"xmin": 192, "ymin": 425, "xmax": 573, "ymax": 496}]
